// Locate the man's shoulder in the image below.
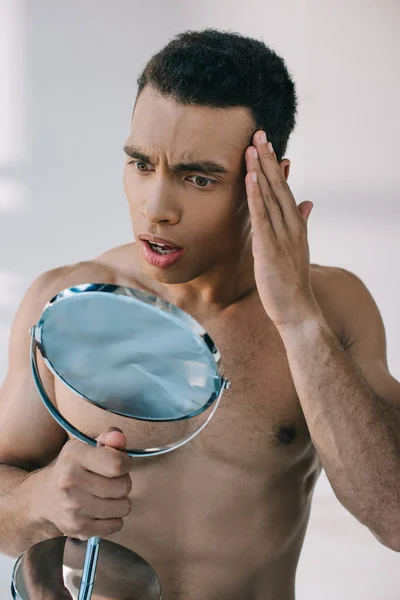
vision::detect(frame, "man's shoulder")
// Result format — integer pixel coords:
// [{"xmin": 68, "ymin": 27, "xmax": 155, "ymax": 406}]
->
[
  {"xmin": 310, "ymin": 263, "xmax": 370, "ymax": 299},
  {"xmin": 93, "ymin": 242, "xmax": 137, "ymax": 277},
  {"xmin": 310, "ymin": 263, "xmax": 379, "ymax": 347},
  {"xmin": 24, "ymin": 243, "xmax": 140, "ymax": 313},
  {"xmin": 23, "ymin": 260, "xmax": 115, "ymax": 314}
]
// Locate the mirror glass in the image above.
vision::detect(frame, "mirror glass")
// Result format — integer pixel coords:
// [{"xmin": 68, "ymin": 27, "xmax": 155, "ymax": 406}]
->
[
  {"xmin": 37, "ymin": 284, "xmax": 221, "ymax": 421},
  {"xmin": 32, "ymin": 284, "xmax": 227, "ymax": 454}
]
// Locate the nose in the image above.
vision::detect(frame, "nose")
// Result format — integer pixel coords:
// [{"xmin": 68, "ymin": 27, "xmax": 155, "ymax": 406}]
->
[{"xmin": 141, "ymin": 183, "xmax": 181, "ymax": 226}]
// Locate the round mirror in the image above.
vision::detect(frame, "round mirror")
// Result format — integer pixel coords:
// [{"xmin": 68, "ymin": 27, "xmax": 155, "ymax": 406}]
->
[{"xmin": 31, "ymin": 283, "xmax": 229, "ymax": 456}]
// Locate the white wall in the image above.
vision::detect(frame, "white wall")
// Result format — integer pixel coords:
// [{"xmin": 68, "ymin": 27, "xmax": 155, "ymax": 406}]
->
[{"xmin": 1, "ymin": 1, "xmax": 399, "ymax": 598}]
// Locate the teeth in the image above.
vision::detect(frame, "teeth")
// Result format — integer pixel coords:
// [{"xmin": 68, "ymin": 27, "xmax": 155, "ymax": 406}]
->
[
  {"xmin": 158, "ymin": 248, "xmax": 175, "ymax": 254},
  {"xmin": 149, "ymin": 241, "xmax": 177, "ymax": 255}
]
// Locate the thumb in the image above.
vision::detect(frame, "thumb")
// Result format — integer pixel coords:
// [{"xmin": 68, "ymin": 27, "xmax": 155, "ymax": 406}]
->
[
  {"xmin": 96, "ymin": 427, "xmax": 127, "ymax": 450},
  {"xmin": 297, "ymin": 201, "xmax": 314, "ymax": 224}
]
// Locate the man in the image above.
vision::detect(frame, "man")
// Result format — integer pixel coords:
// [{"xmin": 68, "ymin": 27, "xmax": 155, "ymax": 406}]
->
[{"xmin": 0, "ymin": 28, "xmax": 399, "ymax": 600}]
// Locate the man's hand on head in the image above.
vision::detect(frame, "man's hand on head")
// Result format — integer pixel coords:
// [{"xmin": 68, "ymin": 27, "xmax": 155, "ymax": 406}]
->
[{"xmin": 244, "ymin": 130, "xmax": 319, "ymax": 332}]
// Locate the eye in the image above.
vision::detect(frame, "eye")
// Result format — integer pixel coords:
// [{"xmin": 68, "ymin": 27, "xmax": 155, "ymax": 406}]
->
[
  {"xmin": 188, "ymin": 175, "xmax": 215, "ymax": 189},
  {"xmin": 128, "ymin": 160, "xmax": 153, "ymax": 172}
]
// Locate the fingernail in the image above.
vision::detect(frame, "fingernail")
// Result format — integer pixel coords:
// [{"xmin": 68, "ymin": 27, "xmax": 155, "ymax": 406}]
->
[
  {"xmin": 252, "ymin": 172, "xmax": 257, "ymax": 182},
  {"xmin": 268, "ymin": 142, "xmax": 274, "ymax": 154},
  {"xmin": 253, "ymin": 147, "xmax": 258, "ymax": 159},
  {"xmin": 260, "ymin": 131, "xmax": 267, "ymax": 144}
]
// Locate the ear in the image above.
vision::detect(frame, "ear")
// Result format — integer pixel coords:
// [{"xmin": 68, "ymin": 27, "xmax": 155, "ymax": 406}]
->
[{"xmin": 279, "ymin": 158, "xmax": 290, "ymax": 180}]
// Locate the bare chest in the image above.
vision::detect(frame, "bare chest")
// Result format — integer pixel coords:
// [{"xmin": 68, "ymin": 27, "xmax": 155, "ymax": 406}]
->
[{"xmin": 192, "ymin": 307, "xmax": 313, "ymax": 469}]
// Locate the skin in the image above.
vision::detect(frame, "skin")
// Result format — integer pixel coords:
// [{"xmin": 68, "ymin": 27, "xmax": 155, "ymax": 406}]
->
[{"xmin": 0, "ymin": 84, "xmax": 399, "ymax": 600}]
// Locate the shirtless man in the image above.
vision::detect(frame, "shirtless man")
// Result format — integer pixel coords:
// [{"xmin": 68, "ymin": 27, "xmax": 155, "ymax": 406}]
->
[{"xmin": 1, "ymin": 29, "xmax": 400, "ymax": 600}]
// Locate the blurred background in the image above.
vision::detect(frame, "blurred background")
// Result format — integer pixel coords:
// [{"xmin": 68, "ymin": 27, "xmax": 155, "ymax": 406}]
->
[{"xmin": 0, "ymin": 0, "xmax": 399, "ymax": 597}]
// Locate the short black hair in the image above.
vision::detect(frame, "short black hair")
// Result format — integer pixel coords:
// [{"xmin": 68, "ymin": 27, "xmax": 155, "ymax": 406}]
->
[{"xmin": 136, "ymin": 29, "xmax": 298, "ymax": 162}]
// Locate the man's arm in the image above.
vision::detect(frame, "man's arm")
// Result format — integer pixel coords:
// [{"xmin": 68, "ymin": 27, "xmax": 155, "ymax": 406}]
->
[
  {"xmin": 0, "ymin": 260, "xmax": 119, "ymax": 557},
  {"xmin": 277, "ymin": 266, "xmax": 400, "ymax": 551},
  {"xmin": 0, "ymin": 269, "xmax": 71, "ymax": 556}
]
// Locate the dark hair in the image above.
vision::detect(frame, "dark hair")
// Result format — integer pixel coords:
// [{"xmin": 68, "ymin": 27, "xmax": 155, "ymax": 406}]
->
[{"xmin": 136, "ymin": 29, "xmax": 298, "ymax": 162}]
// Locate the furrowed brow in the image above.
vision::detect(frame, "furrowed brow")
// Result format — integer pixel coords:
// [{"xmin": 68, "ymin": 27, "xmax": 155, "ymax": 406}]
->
[
  {"xmin": 172, "ymin": 161, "xmax": 230, "ymax": 175},
  {"xmin": 123, "ymin": 145, "xmax": 231, "ymax": 175},
  {"xmin": 123, "ymin": 145, "xmax": 151, "ymax": 164}
]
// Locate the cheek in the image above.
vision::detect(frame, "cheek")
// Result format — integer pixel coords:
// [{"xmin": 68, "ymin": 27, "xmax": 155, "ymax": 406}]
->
[
  {"xmin": 204, "ymin": 187, "xmax": 247, "ymax": 230},
  {"xmin": 123, "ymin": 166, "xmax": 131, "ymax": 198},
  {"xmin": 189, "ymin": 200, "xmax": 243, "ymax": 245},
  {"xmin": 123, "ymin": 170, "xmax": 143, "ymax": 220}
]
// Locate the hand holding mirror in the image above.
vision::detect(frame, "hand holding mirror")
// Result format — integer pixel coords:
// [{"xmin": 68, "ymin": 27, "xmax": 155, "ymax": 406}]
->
[{"xmin": 11, "ymin": 283, "xmax": 229, "ymax": 600}]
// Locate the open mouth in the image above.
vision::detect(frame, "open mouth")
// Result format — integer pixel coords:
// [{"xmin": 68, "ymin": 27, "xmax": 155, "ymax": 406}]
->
[
  {"xmin": 140, "ymin": 238, "xmax": 185, "ymax": 268},
  {"xmin": 147, "ymin": 241, "xmax": 180, "ymax": 255}
]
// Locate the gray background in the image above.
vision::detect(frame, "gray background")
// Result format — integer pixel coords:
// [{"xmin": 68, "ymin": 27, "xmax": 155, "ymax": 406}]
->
[{"xmin": 0, "ymin": 0, "xmax": 399, "ymax": 597}]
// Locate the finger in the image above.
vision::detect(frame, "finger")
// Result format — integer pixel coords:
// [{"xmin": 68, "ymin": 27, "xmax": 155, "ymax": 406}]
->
[
  {"xmin": 245, "ymin": 171, "xmax": 276, "ymax": 245},
  {"xmin": 76, "ymin": 491, "xmax": 132, "ymax": 520},
  {"xmin": 83, "ymin": 471, "xmax": 132, "ymax": 499},
  {"xmin": 253, "ymin": 131, "xmax": 300, "ymax": 228},
  {"xmin": 245, "ymin": 146, "xmax": 285, "ymax": 237},
  {"xmin": 297, "ymin": 201, "xmax": 314, "ymax": 225},
  {"xmin": 71, "ymin": 517, "xmax": 123, "ymax": 540},
  {"xmin": 70, "ymin": 442, "xmax": 132, "ymax": 478},
  {"xmin": 96, "ymin": 427, "xmax": 127, "ymax": 450}
]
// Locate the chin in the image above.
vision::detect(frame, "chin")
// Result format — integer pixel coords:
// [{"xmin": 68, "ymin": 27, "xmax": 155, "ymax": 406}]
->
[
  {"xmin": 147, "ymin": 269, "xmax": 196, "ymax": 285},
  {"xmin": 141, "ymin": 261, "xmax": 204, "ymax": 286}
]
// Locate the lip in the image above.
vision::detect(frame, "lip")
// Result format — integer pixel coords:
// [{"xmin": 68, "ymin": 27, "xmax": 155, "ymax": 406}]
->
[
  {"xmin": 139, "ymin": 239, "xmax": 185, "ymax": 269},
  {"xmin": 138, "ymin": 233, "xmax": 183, "ymax": 249}
]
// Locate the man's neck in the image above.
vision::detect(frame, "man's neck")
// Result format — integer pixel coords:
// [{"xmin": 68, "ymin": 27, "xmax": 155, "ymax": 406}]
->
[{"xmin": 162, "ymin": 250, "xmax": 257, "ymax": 315}]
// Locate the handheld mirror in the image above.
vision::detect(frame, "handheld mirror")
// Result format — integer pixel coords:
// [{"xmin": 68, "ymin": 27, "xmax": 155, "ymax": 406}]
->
[
  {"xmin": 31, "ymin": 283, "xmax": 229, "ymax": 454},
  {"xmin": 25, "ymin": 283, "xmax": 230, "ymax": 600}
]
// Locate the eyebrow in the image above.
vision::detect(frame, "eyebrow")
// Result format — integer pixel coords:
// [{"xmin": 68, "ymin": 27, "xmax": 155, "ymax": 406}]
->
[{"xmin": 123, "ymin": 144, "xmax": 232, "ymax": 175}]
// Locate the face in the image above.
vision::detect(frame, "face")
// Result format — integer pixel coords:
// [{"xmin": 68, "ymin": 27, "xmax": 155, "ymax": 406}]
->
[{"xmin": 123, "ymin": 85, "xmax": 287, "ymax": 285}]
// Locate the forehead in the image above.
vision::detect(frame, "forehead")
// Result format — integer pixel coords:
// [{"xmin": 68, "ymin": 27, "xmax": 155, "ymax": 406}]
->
[{"xmin": 129, "ymin": 85, "xmax": 255, "ymax": 165}]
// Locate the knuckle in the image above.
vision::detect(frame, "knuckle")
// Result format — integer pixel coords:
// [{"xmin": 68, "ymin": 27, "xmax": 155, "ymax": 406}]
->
[
  {"xmin": 255, "ymin": 210, "xmax": 269, "ymax": 222},
  {"xmin": 274, "ymin": 175, "xmax": 289, "ymax": 190},
  {"xmin": 261, "ymin": 149, "xmax": 273, "ymax": 160},
  {"xmin": 111, "ymin": 518, "xmax": 124, "ymax": 534},
  {"xmin": 62, "ymin": 439, "xmax": 79, "ymax": 459},
  {"xmin": 100, "ymin": 518, "xmax": 123, "ymax": 536},
  {"xmin": 64, "ymin": 497, "xmax": 82, "ymax": 513},
  {"xmin": 65, "ymin": 517, "xmax": 85, "ymax": 536},
  {"xmin": 121, "ymin": 498, "xmax": 132, "ymax": 516},
  {"xmin": 110, "ymin": 498, "xmax": 131, "ymax": 519},
  {"xmin": 123, "ymin": 475, "xmax": 132, "ymax": 495},
  {"xmin": 268, "ymin": 193, "xmax": 279, "ymax": 205},
  {"xmin": 58, "ymin": 470, "xmax": 77, "ymax": 491},
  {"xmin": 109, "ymin": 454, "xmax": 125, "ymax": 477},
  {"xmin": 108, "ymin": 452, "xmax": 130, "ymax": 477}
]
